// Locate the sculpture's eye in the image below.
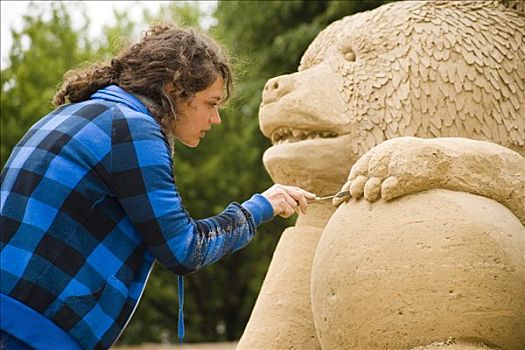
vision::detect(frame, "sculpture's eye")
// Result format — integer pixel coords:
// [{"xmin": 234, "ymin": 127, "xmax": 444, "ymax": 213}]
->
[
  {"xmin": 344, "ymin": 51, "xmax": 356, "ymax": 62},
  {"xmin": 341, "ymin": 46, "xmax": 356, "ymax": 62}
]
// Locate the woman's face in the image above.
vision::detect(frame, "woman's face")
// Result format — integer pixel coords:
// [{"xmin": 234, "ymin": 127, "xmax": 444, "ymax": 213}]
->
[{"xmin": 172, "ymin": 76, "xmax": 224, "ymax": 147}]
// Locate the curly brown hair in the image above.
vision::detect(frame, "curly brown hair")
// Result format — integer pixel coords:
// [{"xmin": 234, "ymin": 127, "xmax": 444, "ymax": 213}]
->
[{"xmin": 53, "ymin": 24, "xmax": 233, "ymax": 127}]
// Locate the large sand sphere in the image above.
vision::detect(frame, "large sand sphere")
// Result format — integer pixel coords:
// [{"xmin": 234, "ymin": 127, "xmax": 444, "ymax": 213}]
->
[{"xmin": 312, "ymin": 189, "xmax": 525, "ymax": 349}]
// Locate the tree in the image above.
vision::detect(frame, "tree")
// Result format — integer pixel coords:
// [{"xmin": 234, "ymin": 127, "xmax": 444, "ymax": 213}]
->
[{"xmin": 1, "ymin": 2, "xmax": 93, "ymax": 166}]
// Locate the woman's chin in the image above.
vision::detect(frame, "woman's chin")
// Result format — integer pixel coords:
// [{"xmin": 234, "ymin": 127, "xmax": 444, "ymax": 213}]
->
[{"xmin": 176, "ymin": 137, "xmax": 200, "ymax": 148}]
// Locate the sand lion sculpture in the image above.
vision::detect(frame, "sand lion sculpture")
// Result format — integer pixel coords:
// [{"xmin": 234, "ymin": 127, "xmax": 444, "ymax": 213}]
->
[{"xmin": 238, "ymin": 1, "xmax": 525, "ymax": 349}]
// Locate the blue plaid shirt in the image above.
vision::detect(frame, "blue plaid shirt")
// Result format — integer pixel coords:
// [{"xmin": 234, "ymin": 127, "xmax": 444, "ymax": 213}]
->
[{"xmin": 0, "ymin": 85, "xmax": 273, "ymax": 349}]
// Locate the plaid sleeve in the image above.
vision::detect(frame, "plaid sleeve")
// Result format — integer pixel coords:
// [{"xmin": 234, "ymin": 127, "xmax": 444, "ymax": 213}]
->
[{"xmin": 110, "ymin": 107, "xmax": 256, "ymax": 274}]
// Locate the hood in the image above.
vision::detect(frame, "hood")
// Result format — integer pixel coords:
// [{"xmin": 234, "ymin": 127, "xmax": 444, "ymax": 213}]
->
[{"xmin": 90, "ymin": 85, "xmax": 150, "ymax": 115}]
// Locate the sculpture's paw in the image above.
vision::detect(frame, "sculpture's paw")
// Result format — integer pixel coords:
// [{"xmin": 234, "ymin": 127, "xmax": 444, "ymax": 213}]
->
[{"xmin": 334, "ymin": 137, "xmax": 423, "ymax": 206}]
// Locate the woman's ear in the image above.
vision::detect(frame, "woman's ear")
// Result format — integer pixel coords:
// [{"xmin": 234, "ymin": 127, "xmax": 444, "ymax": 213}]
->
[{"xmin": 164, "ymin": 82, "xmax": 175, "ymax": 95}]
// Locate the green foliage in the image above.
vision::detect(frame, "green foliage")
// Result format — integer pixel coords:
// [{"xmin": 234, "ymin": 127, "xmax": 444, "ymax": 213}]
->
[
  {"xmin": 143, "ymin": 1, "xmax": 203, "ymax": 28},
  {"xmin": 1, "ymin": 0, "xmax": 392, "ymax": 345},
  {"xmin": 96, "ymin": 9, "xmax": 138, "ymax": 59},
  {"xmin": 1, "ymin": 2, "xmax": 91, "ymax": 165}
]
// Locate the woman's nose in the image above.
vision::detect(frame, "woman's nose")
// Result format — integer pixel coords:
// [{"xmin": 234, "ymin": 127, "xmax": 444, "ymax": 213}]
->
[{"xmin": 210, "ymin": 109, "xmax": 221, "ymax": 124}]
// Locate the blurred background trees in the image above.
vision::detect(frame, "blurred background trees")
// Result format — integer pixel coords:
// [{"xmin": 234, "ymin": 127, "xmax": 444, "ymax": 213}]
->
[{"xmin": 1, "ymin": 0, "xmax": 391, "ymax": 344}]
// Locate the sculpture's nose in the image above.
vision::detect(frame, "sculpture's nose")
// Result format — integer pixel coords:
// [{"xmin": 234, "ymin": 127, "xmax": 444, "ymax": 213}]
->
[{"xmin": 262, "ymin": 75, "xmax": 294, "ymax": 104}]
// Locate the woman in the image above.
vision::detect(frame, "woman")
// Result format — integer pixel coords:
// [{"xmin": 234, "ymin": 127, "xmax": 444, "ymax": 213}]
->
[{"xmin": 0, "ymin": 24, "xmax": 315, "ymax": 349}]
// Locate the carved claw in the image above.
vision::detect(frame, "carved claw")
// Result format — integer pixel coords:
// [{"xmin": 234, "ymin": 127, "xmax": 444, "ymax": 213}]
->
[
  {"xmin": 380, "ymin": 176, "xmax": 401, "ymax": 201},
  {"xmin": 349, "ymin": 175, "xmax": 367, "ymax": 199},
  {"xmin": 363, "ymin": 177, "xmax": 382, "ymax": 202}
]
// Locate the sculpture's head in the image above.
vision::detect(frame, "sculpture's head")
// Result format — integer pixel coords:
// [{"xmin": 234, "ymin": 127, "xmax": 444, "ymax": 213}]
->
[{"xmin": 259, "ymin": 1, "xmax": 524, "ymax": 195}]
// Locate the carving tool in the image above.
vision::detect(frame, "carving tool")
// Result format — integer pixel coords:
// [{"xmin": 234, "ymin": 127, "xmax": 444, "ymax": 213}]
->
[{"xmin": 308, "ymin": 190, "xmax": 350, "ymax": 203}]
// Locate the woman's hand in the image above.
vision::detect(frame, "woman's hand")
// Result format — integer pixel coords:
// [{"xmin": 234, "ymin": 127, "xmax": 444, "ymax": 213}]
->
[{"xmin": 262, "ymin": 184, "xmax": 317, "ymax": 218}]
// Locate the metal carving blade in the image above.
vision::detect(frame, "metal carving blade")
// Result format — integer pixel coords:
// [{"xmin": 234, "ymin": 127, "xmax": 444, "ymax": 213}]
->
[{"xmin": 308, "ymin": 190, "xmax": 350, "ymax": 203}]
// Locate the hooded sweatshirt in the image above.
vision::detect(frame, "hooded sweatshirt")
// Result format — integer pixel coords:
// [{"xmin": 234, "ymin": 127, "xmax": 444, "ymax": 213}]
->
[{"xmin": 0, "ymin": 85, "xmax": 273, "ymax": 349}]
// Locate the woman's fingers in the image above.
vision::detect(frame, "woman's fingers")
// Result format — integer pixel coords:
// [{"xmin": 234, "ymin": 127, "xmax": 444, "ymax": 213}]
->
[
  {"xmin": 283, "ymin": 191, "xmax": 299, "ymax": 208},
  {"xmin": 279, "ymin": 205, "xmax": 295, "ymax": 218},
  {"xmin": 274, "ymin": 191, "xmax": 299, "ymax": 218},
  {"xmin": 261, "ymin": 184, "xmax": 316, "ymax": 217},
  {"xmin": 286, "ymin": 187, "xmax": 312, "ymax": 214}
]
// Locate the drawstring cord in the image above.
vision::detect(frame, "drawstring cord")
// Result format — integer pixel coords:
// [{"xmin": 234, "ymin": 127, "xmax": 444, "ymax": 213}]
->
[{"xmin": 177, "ymin": 275, "xmax": 185, "ymax": 344}]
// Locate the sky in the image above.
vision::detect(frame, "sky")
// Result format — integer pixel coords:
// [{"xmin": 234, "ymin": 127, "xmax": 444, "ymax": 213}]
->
[{"xmin": 0, "ymin": 1, "xmax": 217, "ymax": 70}]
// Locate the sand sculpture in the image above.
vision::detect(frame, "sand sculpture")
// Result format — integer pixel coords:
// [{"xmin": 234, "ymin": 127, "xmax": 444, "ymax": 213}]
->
[{"xmin": 237, "ymin": 1, "xmax": 525, "ymax": 349}]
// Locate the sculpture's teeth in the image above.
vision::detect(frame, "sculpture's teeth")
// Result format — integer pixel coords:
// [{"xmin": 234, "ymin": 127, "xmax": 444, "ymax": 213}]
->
[{"xmin": 272, "ymin": 128, "xmax": 339, "ymax": 144}]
